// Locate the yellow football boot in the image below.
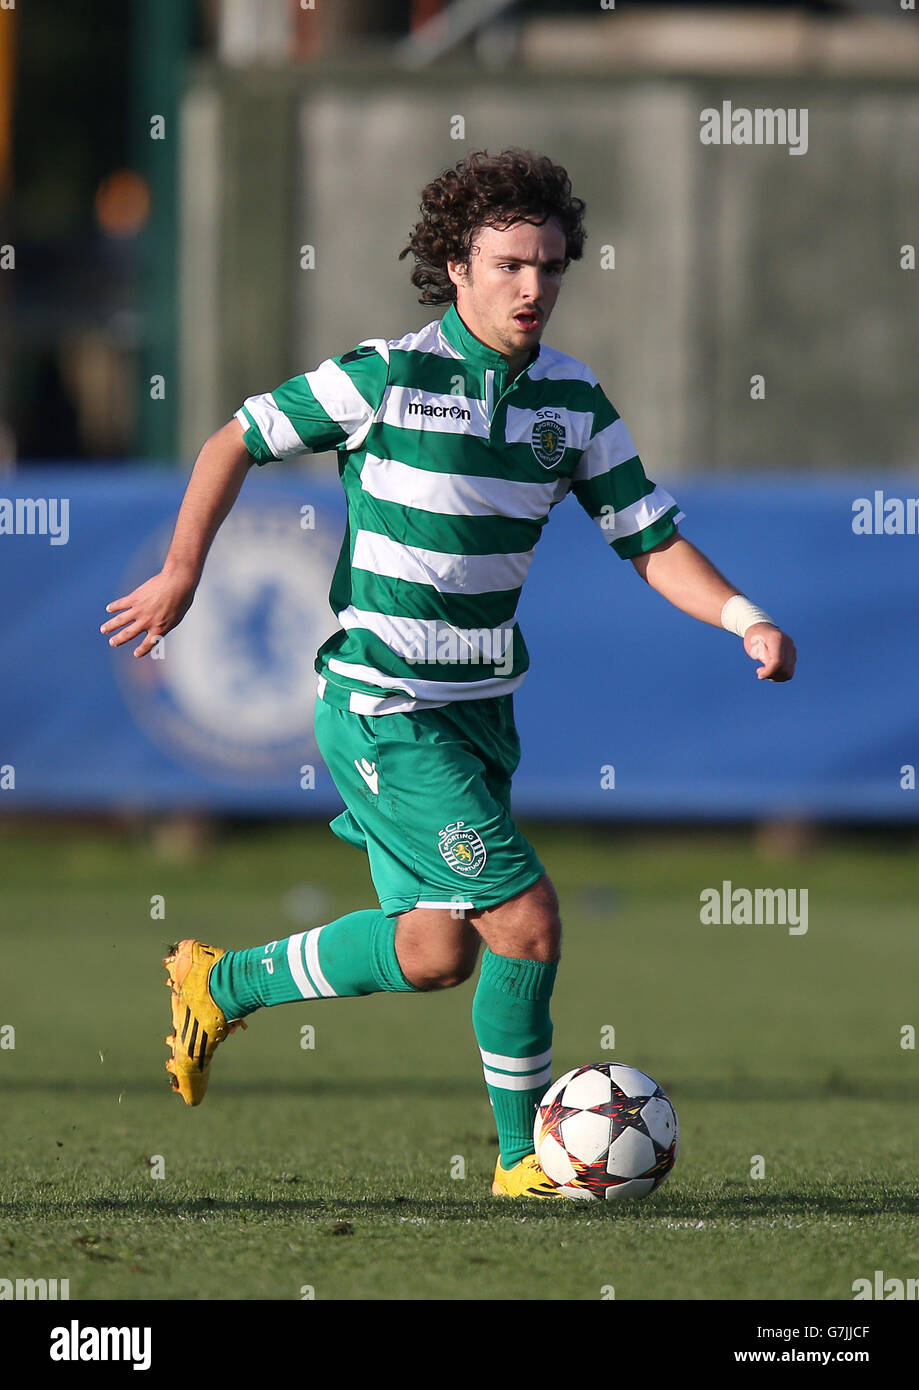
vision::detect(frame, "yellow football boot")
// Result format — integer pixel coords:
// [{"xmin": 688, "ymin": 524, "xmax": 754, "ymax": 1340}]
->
[
  {"xmin": 491, "ymin": 1154, "xmax": 564, "ymax": 1198},
  {"xmin": 163, "ymin": 940, "xmax": 247, "ymax": 1106}
]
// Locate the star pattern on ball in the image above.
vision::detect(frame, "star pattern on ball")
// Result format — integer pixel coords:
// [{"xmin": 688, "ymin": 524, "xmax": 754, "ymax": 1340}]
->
[{"xmin": 589, "ymin": 1091, "xmax": 656, "ymax": 1140}]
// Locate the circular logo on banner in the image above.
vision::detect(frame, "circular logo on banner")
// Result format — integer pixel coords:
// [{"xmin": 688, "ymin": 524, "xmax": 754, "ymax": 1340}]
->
[
  {"xmin": 116, "ymin": 501, "xmax": 339, "ymax": 783},
  {"xmin": 530, "ymin": 410, "xmax": 567, "ymax": 468}
]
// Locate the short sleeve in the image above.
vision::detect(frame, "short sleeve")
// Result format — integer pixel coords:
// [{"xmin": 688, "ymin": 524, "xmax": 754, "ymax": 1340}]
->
[
  {"xmin": 235, "ymin": 340, "xmax": 390, "ymax": 465},
  {"xmin": 571, "ymin": 388, "xmax": 683, "ymax": 557}
]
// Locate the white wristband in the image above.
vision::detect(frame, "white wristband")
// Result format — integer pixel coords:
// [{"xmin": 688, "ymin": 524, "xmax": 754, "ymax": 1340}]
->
[{"xmin": 721, "ymin": 594, "xmax": 775, "ymax": 638}]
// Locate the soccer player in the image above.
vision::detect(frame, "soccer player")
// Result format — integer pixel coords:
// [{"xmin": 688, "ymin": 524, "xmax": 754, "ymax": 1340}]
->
[{"xmin": 100, "ymin": 149, "xmax": 796, "ymax": 1198}]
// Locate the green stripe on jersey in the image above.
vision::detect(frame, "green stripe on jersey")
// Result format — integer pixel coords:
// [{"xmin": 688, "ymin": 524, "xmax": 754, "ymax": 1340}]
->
[
  {"xmin": 236, "ymin": 305, "xmax": 683, "ymax": 712},
  {"xmin": 350, "ymin": 492, "xmax": 545, "ymax": 558},
  {"xmin": 343, "ymin": 570, "xmax": 522, "ymax": 630}
]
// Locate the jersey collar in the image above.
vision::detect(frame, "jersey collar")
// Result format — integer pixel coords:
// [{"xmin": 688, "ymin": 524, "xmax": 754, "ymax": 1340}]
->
[{"xmin": 440, "ymin": 302, "xmax": 540, "ymax": 373}]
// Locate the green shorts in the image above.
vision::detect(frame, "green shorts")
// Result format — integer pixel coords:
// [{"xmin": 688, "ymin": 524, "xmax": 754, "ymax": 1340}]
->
[{"xmin": 313, "ymin": 692, "xmax": 546, "ymax": 917}]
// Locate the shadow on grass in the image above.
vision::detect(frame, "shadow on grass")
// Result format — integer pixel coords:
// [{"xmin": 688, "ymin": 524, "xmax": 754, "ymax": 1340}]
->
[
  {"xmin": 2, "ymin": 1184, "xmax": 918, "ymax": 1224},
  {"xmin": 3, "ymin": 1074, "xmax": 919, "ymax": 1101},
  {"xmin": 0, "ymin": 1076, "xmax": 485, "ymax": 1099}
]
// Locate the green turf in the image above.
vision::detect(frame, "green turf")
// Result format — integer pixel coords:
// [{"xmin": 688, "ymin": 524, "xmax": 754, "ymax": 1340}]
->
[{"xmin": 1, "ymin": 821, "xmax": 918, "ymax": 1301}]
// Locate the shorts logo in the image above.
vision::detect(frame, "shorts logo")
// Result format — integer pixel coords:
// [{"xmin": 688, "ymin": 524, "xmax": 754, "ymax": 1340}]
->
[
  {"xmin": 354, "ymin": 758, "xmax": 379, "ymax": 794},
  {"xmin": 531, "ymin": 410, "xmax": 566, "ymax": 468},
  {"xmin": 437, "ymin": 821, "xmax": 487, "ymax": 877}
]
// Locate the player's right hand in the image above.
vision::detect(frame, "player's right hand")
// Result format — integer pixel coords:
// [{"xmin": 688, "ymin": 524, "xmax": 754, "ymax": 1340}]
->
[
  {"xmin": 743, "ymin": 622, "xmax": 797, "ymax": 683},
  {"xmin": 100, "ymin": 570, "xmax": 197, "ymax": 658}
]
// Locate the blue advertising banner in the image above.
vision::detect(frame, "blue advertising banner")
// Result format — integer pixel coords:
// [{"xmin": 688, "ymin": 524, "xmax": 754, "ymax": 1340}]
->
[{"xmin": 0, "ymin": 469, "xmax": 914, "ymax": 819}]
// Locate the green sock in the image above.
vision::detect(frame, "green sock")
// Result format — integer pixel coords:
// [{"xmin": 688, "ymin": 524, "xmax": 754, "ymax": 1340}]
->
[
  {"xmin": 472, "ymin": 949, "xmax": 558, "ymax": 1169},
  {"xmin": 208, "ymin": 909, "xmax": 417, "ymax": 1018}
]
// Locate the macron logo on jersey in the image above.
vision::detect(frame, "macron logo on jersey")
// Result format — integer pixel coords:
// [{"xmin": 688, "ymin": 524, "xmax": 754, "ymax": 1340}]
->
[{"xmin": 407, "ymin": 399, "xmax": 471, "ymax": 421}]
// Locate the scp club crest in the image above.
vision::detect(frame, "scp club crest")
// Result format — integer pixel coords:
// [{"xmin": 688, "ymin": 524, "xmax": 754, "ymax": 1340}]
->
[
  {"xmin": 530, "ymin": 410, "xmax": 567, "ymax": 468},
  {"xmin": 437, "ymin": 821, "xmax": 487, "ymax": 877}
]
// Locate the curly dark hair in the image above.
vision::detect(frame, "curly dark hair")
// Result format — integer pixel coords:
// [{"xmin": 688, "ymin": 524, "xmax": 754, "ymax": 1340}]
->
[{"xmin": 398, "ymin": 148, "xmax": 586, "ymax": 305}]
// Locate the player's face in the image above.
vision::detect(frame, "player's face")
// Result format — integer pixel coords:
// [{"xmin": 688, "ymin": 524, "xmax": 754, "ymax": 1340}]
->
[{"xmin": 447, "ymin": 218, "xmax": 567, "ymax": 366}]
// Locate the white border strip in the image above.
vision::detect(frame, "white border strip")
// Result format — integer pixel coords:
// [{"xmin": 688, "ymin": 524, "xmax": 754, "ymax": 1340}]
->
[
  {"xmin": 479, "ymin": 1046, "xmax": 553, "ymax": 1073},
  {"xmin": 286, "ymin": 931, "xmax": 317, "ymax": 999},
  {"xmin": 304, "ymin": 925, "xmax": 337, "ymax": 999},
  {"xmin": 482, "ymin": 1064, "xmax": 554, "ymax": 1092}
]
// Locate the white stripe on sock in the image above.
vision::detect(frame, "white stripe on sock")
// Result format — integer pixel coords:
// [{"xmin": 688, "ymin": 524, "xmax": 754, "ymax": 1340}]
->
[
  {"xmin": 479, "ymin": 1046, "xmax": 553, "ymax": 1074},
  {"xmin": 482, "ymin": 1064, "xmax": 553, "ymax": 1092},
  {"xmin": 304, "ymin": 925, "xmax": 337, "ymax": 998},
  {"xmin": 286, "ymin": 932, "xmax": 318, "ymax": 999}
]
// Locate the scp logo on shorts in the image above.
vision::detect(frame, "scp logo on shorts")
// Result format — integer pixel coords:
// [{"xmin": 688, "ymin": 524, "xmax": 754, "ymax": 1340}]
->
[{"xmin": 437, "ymin": 821, "xmax": 487, "ymax": 877}]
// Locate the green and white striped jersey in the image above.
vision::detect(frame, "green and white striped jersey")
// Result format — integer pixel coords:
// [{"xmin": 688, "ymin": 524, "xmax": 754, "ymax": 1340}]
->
[{"xmin": 235, "ymin": 303, "xmax": 683, "ymax": 715}]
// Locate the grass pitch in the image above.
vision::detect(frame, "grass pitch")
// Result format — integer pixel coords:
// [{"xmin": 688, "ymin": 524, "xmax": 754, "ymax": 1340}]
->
[{"xmin": 1, "ymin": 820, "xmax": 918, "ymax": 1302}]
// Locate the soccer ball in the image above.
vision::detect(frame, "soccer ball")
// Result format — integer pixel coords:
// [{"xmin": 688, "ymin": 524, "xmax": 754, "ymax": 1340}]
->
[{"xmin": 534, "ymin": 1062, "xmax": 678, "ymax": 1200}]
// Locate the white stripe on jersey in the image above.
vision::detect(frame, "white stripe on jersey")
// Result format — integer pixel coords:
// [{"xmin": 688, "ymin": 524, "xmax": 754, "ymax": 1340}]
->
[
  {"xmin": 385, "ymin": 319, "xmax": 463, "ymax": 360},
  {"xmin": 593, "ymin": 487, "xmax": 684, "ymax": 542},
  {"xmin": 236, "ymin": 395, "xmax": 308, "ymax": 460},
  {"xmin": 325, "ymin": 656, "xmax": 526, "ymax": 704},
  {"xmin": 378, "ymin": 386, "xmax": 490, "ymax": 438},
  {"xmin": 359, "ymin": 453, "xmax": 568, "ymax": 521},
  {"xmin": 305, "ymin": 358, "xmax": 378, "ymax": 451},
  {"xmin": 573, "ymin": 416, "xmax": 641, "ymax": 481},
  {"xmin": 350, "ymin": 529, "xmax": 534, "ymax": 594},
  {"xmin": 526, "ymin": 345, "xmax": 599, "ymax": 387},
  {"xmin": 337, "ymin": 606, "xmax": 514, "ymax": 664}
]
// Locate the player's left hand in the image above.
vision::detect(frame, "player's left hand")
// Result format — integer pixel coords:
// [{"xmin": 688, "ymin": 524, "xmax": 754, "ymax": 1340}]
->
[{"xmin": 743, "ymin": 623, "xmax": 796, "ymax": 682}]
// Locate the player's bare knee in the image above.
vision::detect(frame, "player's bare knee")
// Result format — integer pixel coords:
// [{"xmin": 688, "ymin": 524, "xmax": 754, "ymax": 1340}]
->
[
  {"xmin": 396, "ymin": 920, "xmax": 479, "ymax": 990},
  {"xmin": 506, "ymin": 907, "xmax": 561, "ymax": 961},
  {"xmin": 534, "ymin": 878, "xmax": 562, "ymax": 941},
  {"xmin": 412, "ymin": 955, "xmax": 477, "ymax": 991},
  {"xmin": 519, "ymin": 916, "xmax": 561, "ymax": 962},
  {"xmin": 535, "ymin": 873, "xmax": 561, "ymax": 919},
  {"xmin": 471, "ymin": 874, "xmax": 562, "ymax": 961}
]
